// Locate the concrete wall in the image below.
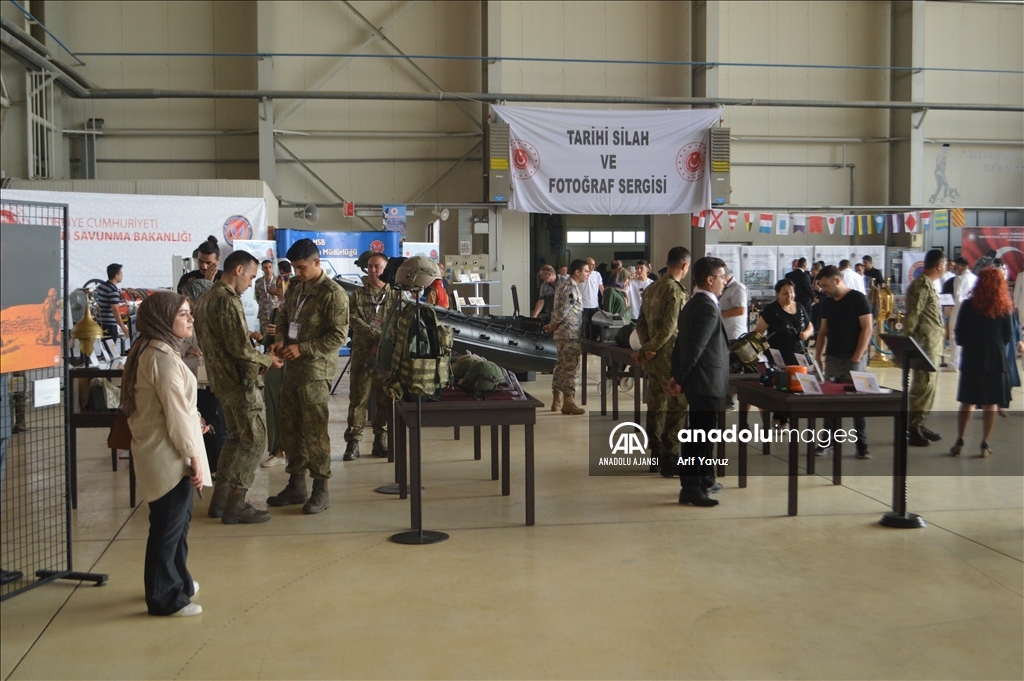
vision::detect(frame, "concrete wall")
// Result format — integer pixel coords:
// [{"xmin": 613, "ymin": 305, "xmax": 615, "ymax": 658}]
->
[{"xmin": 920, "ymin": 1, "xmax": 1023, "ymax": 208}]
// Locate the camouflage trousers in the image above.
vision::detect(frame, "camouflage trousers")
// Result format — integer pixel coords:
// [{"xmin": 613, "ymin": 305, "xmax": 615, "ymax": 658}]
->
[
  {"xmin": 644, "ymin": 371, "xmax": 688, "ymax": 458},
  {"xmin": 345, "ymin": 348, "xmax": 388, "ymax": 442},
  {"xmin": 909, "ymin": 354, "xmax": 940, "ymax": 430},
  {"xmin": 216, "ymin": 401, "xmax": 267, "ymax": 490},
  {"xmin": 552, "ymin": 339, "xmax": 582, "ymax": 397},
  {"xmin": 263, "ymin": 365, "xmax": 283, "ymax": 456},
  {"xmin": 281, "ymin": 376, "xmax": 332, "ymax": 480}
]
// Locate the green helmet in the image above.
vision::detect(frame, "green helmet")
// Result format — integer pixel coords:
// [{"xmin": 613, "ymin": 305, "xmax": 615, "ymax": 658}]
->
[
  {"xmin": 460, "ymin": 360, "xmax": 506, "ymax": 395},
  {"xmin": 354, "ymin": 250, "xmax": 382, "ymax": 272}
]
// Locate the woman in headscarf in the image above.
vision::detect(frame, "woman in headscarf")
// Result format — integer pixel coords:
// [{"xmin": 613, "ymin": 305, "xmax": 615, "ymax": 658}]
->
[{"xmin": 120, "ymin": 291, "xmax": 210, "ymax": 617}]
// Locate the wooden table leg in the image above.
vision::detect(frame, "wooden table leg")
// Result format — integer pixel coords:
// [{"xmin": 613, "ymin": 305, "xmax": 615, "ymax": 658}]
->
[
  {"xmin": 453, "ymin": 426, "xmax": 460, "ymax": 441},
  {"xmin": 763, "ymin": 409, "xmax": 772, "ymax": 457},
  {"xmin": 525, "ymin": 424, "xmax": 535, "ymax": 526},
  {"xmin": 633, "ymin": 367, "xmax": 642, "ymax": 424},
  {"xmin": 111, "ymin": 448, "xmax": 118, "ymax": 472},
  {"xmin": 738, "ymin": 402, "xmax": 748, "ymax": 488},
  {"xmin": 611, "ymin": 361, "xmax": 619, "ymax": 420},
  {"xmin": 717, "ymin": 409, "xmax": 726, "ymax": 478},
  {"xmin": 806, "ymin": 416, "xmax": 816, "ymax": 475},
  {"xmin": 581, "ymin": 350, "xmax": 588, "ymax": 406},
  {"xmin": 501, "ymin": 425, "xmax": 511, "ymax": 496},
  {"xmin": 788, "ymin": 417, "xmax": 799, "ymax": 516},
  {"xmin": 490, "ymin": 425, "xmax": 499, "ymax": 481},
  {"xmin": 833, "ymin": 417, "xmax": 842, "ymax": 485},
  {"xmin": 128, "ymin": 450, "xmax": 136, "ymax": 508},
  {"xmin": 473, "ymin": 425, "xmax": 481, "ymax": 460},
  {"xmin": 600, "ymin": 356, "xmax": 607, "ymax": 416},
  {"xmin": 70, "ymin": 425, "xmax": 78, "ymax": 510}
]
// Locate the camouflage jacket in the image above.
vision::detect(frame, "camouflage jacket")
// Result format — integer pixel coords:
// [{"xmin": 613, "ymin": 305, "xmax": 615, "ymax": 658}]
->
[
  {"xmin": 194, "ymin": 280, "xmax": 272, "ymax": 401},
  {"xmin": 636, "ymin": 275, "xmax": 688, "ymax": 374},
  {"xmin": 903, "ymin": 275, "xmax": 944, "ymax": 357},
  {"xmin": 550, "ymin": 278, "xmax": 583, "ymax": 340},
  {"xmin": 253, "ymin": 275, "xmax": 278, "ymax": 324},
  {"xmin": 277, "ymin": 270, "xmax": 350, "ymax": 380},
  {"xmin": 349, "ymin": 278, "xmax": 399, "ymax": 351}
]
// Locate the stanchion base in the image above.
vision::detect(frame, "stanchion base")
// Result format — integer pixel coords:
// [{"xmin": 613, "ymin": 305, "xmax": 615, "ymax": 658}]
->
[
  {"xmin": 879, "ymin": 512, "xmax": 926, "ymax": 529},
  {"xmin": 389, "ymin": 530, "xmax": 449, "ymax": 545},
  {"xmin": 374, "ymin": 484, "xmax": 424, "ymax": 495}
]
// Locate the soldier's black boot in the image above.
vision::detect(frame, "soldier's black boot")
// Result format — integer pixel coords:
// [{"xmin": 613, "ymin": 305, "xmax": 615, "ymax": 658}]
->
[
  {"xmin": 221, "ymin": 487, "xmax": 271, "ymax": 524},
  {"xmin": 302, "ymin": 479, "xmax": 330, "ymax": 514},
  {"xmin": 207, "ymin": 480, "xmax": 230, "ymax": 518},
  {"xmin": 267, "ymin": 474, "xmax": 308, "ymax": 506},
  {"xmin": 371, "ymin": 432, "xmax": 388, "ymax": 458},
  {"xmin": 342, "ymin": 441, "xmax": 360, "ymax": 461}
]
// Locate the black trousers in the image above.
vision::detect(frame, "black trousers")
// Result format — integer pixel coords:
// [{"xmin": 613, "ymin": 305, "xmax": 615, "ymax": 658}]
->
[
  {"xmin": 145, "ymin": 476, "xmax": 195, "ymax": 616},
  {"xmin": 679, "ymin": 393, "xmax": 720, "ymax": 492},
  {"xmin": 196, "ymin": 388, "xmax": 226, "ymax": 472}
]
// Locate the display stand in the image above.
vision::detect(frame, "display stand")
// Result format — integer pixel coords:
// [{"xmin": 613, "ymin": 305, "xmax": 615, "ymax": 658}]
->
[
  {"xmin": 389, "ymin": 397, "xmax": 449, "ymax": 545},
  {"xmin": 451, "ymin": 280, "xmax": 500, "ymax": 315},
  {"xmin": 878, "ymin": 334, "xmax": 934, "ymax": 529}
]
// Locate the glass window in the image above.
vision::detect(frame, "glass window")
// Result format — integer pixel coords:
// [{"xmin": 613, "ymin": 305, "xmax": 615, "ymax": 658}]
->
[
  {"xmin": 566, "ymin": 231, "xmax": 590, "ymax": 243},
  {"xmin": 613, "ymin": 231, "xmax": 635, "ymax": 243},
  {"xmin": 590, "ymin": 231, "xmax": 613, "ymax": 243},
  {"xmin": 635, "ymin": 231, "xmax": 646, "ymax": 243}
]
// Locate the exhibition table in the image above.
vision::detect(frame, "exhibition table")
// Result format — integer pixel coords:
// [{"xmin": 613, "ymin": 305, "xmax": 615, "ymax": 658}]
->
[{"xmin": 580, "ymin": 339, "xmax": 645, "ymax": 423}]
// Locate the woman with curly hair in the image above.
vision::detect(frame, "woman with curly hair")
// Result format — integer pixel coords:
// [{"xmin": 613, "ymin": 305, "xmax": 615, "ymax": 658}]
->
[{"xmin": 950, "ymin": 267, "xmax": 1019, "ymax": 457}]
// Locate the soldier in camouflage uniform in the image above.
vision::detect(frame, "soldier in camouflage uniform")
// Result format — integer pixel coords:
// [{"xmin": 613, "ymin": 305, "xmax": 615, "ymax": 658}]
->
[
  {"xmin": 253, "ymin": 259, "xmax": 280, "ymax": 335},
  {"xmin": 343, "ymin": 252, "xmax": 398, "ymax": 460},
  {"xmin": 903, "ymin": 249, "xmax": 947, "ymax": 446},
  {"xmin": 194, "ymin": 251, "xmax": 281, "ymax": 524},
  {"xmin": 634, "ymin": 247, "xmax": 691, "ymax": 476},
  {"xmin": 543, "ymin": 259, "xmax": 589, "ymax": 415},
  {"xmin": 267, "ymin": 239, "xmax": 349, "ymax": 515}
]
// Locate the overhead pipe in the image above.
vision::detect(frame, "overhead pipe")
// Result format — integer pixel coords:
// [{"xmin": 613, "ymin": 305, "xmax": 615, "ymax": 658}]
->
[
  {"xmin": 0, "ymin": 13, "xmax": 50, "ymax": 57},
  {"xmin": 0, "ymin": 28, "xmax": 86, "ymax": 97},
  {"xmin": 732, "ymin": 136, "xmax": 901, "ymax": 144},
  {"xmin": 58, "ymin": 88, "xmax": 1022, "ymax": 113}
]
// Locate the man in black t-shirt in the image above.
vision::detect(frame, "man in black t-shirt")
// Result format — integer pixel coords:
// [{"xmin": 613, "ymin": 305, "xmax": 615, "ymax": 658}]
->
[
  {"xmin": 814, "ymin": 265, "xmax": 874, "ymax": 457},
  {"xmin": 861, "ymin": 256, "xmax": 885, "ymax": 289}
]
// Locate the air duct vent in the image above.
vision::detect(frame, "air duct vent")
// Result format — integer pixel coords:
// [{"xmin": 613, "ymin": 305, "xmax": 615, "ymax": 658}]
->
[{"xmin": 487, "ymin": 122, "xmax": 511, "ymax": 203}]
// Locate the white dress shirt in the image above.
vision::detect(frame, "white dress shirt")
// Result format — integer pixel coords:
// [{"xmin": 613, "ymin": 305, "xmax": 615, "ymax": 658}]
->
[
  {"xmin": 840, "ymin": 267, "xmax": 865, "ymax": 294},
  {"xmin": 580, "ymin": 270, "xmax": 603, "ymax": 309}
]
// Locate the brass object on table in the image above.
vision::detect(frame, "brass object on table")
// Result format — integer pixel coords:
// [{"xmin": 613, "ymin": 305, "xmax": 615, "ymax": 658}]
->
[{"xmin": 71, "ymin": 291, "xmax": 104, "ymax": 364}]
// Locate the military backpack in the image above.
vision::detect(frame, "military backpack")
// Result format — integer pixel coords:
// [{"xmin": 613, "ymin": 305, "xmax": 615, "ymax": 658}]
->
[{"xmin": 376, "ymin": 298, "xmax": 453, "ymax": 399}]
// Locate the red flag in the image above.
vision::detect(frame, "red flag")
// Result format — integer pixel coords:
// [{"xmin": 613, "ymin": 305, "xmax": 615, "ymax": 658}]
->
[
  {"xmin": 727, "ymin": 211, "xmax": 738, "ymax": 230},
  {"xmin": 808, "ymin": 216, "xmax": 823, "ymax": 234},
  {"xmin": 708, "ymin": 210, "xmax": 724, "ymax": 230},
  {"xmin": 691, "ymin": 211, "xmax": 706, "ymax": 228}
]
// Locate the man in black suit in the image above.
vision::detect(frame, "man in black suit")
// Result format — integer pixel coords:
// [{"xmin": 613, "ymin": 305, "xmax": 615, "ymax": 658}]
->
[
  {"xmin": 668, "ymin": 257, "xmax": 730, "ymax": 507},
  {"xmin": 785, "ymin": 257, "xmax": 815, "ymax": 309}
]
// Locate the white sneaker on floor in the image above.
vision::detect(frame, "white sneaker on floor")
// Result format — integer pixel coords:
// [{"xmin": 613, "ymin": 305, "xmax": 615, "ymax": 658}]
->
[
  {"xmin": 170, "ymin": 603, "xmax": 202, "ymax": 617},
  {"xmin": 260, "ymin": 454, "xmax": 286, "ymax": 468},
  {"xmin": 192, "ymin": 580, "xmax": 199, "ymax": 596}
]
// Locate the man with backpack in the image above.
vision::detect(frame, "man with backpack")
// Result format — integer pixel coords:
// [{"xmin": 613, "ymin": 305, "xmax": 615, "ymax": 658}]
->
[{"xmin": 267, "ymin": 239, "xmax": 350, "ymax": 515}]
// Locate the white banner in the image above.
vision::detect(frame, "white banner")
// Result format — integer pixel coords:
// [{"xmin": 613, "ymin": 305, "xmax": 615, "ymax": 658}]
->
[
  {"xmin": 705, "ymin": 244, "xmax": 742, "ymax": 280},
  {"xmin": 493, "ymin": 105, "xmax": 722, "ymax": 215},
  {"xmin": 776, "ymin": 246, "xmax": 814, "ymax": 276},
  {"xmin": 0, "ymin": 189, "xmax": 267, "ymax": 290},
  {"xmin": 902, "ymin": 251, "xmax": 926, "ymax": 290},
  {"xmin": 813, "ymin": 246, "xmax": 852, "ymax": 267},
  {"xmin": 850, "ymin": 245, "xmax": 887, "ymax": 278},
  {"xmin": 740, "ymin": 246, "xmax": 778, "ymax": 296}
]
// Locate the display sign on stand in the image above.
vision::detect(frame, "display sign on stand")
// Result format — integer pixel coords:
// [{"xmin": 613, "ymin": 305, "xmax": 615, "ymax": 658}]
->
[{"xmin": 739, "ymin": 246, "xmax": 778, "ymax": 297}]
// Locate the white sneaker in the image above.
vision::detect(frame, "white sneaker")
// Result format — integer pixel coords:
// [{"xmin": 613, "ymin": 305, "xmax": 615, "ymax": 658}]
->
[
  {"xmin": 192, "ymin": 580, "xmax": 200, "ymax": 596},
  {"xmin": 170, "ymin": 603, "xmax": 202, "ymax": 617},
  {"xmin": 260, "ymin": 454, "xmax": 286, "ymax": 468}
]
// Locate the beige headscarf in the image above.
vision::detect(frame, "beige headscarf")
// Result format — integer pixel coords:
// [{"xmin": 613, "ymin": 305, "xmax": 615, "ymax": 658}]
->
[{"xmin": 120, "ymin": 291, "xmax": 187, "ymax": 417}]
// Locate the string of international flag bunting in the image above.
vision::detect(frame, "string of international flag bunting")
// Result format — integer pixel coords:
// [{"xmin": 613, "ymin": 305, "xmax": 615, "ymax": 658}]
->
[{"xmin": 692, "ymin": 207, "xmax": 966, "ymax": 235}]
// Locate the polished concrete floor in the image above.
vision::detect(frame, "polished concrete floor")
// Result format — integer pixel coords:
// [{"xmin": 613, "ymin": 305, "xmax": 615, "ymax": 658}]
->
[{"xmin": 1, "ymin": 365, "xmax": 1022, "ymax": 680}]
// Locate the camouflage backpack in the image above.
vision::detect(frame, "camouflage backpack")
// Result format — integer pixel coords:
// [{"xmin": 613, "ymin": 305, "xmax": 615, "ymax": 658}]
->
[{"xmin": 377, "ymin": 298, "xmax": 453, "ymax": 399}]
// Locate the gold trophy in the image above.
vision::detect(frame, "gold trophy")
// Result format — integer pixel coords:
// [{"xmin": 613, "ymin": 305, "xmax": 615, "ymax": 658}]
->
[{"xmin": 868, "ymin": 278, "xmax": 896, "ymax": 367}]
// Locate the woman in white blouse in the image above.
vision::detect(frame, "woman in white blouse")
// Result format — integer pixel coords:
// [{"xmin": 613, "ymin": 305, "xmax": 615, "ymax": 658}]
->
[{"xmin": 121, "ymin": 291, "xmax": 210, "ymax": 617}]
